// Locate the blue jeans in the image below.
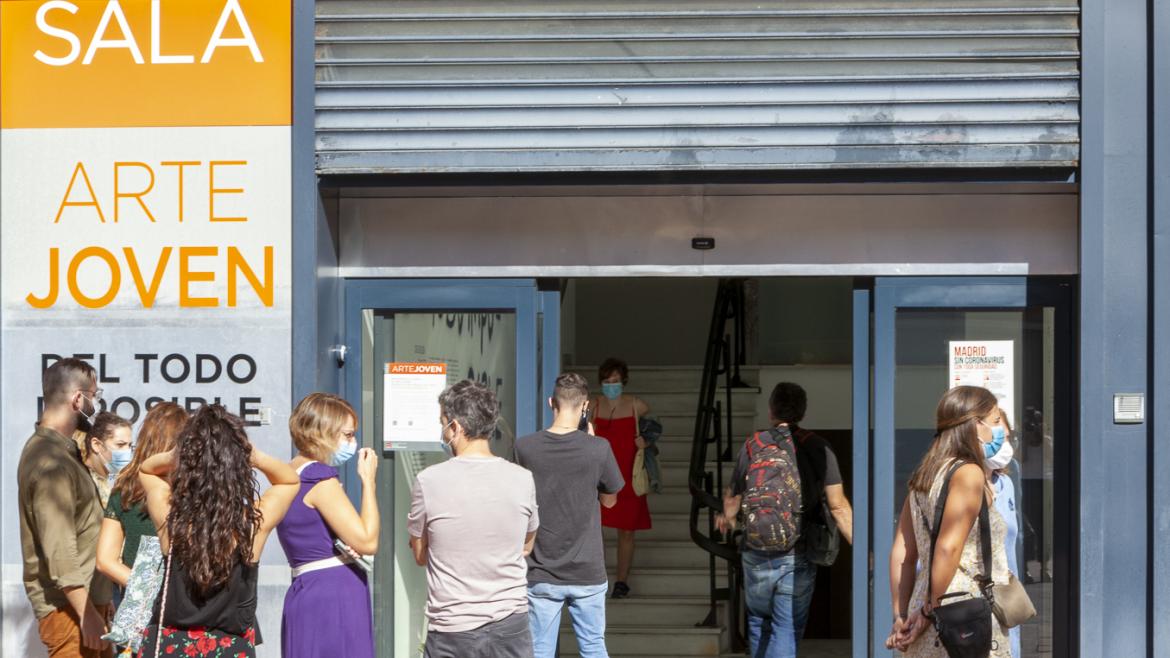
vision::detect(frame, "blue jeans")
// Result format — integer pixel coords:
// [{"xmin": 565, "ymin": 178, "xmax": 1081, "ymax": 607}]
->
[
  {"xmin": 743, "ymin": 551, "xmax": 817, "ymax": 658},
  {"xmin": 527, "ymin": 582, "xmax": 609, "ymax": 658}
]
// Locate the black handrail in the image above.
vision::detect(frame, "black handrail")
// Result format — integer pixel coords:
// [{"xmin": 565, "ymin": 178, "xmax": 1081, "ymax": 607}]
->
[{"xmin": 688, "ymin": 278, "xmax": 748, "ymax": 649}]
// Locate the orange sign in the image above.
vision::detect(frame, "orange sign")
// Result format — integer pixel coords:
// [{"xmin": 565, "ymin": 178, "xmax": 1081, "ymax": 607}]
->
[
  {"xmin": 0, "ymin": 0, "xmax": 291, "ymax": 128},
  {"xmin": 387, "ymin": 363, "xmax": 449, "ymax": 375}
]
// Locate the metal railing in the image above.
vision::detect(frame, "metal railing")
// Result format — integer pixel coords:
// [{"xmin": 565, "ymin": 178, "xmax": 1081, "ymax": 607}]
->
[{"xmin": 688, "ymin": 278, "xmax": 748, "ymax": 650}]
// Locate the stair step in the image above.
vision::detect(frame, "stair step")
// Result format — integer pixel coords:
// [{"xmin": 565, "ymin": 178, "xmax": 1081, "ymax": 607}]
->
[
  {"xmin": 605, "ymin": 540, "xmax": 711, "ymax": 569},
  {"xmin": 604, "ymin": 513, "xmax": 691, "ymax": 541},
  {"xmin": 608, "ymin": 567, "xmax": 728, "ymax": 598},
  {"xmin": 629, "ymin": 462, "xmax": 733, "ymax": 493},
  {"xmin": 657, "ymin": 439, "xmax": 746, "ymax": 462},
  {"xmin": 647, "ymin": 487, "xmax": 694, "ymax": 515},
  {"xmin": 653, "ymin": 413, "xmax": 761, "ymax": 439},
  {"xmin": 659, "ymin": 460, "xmax": 734, "ymax": 488},
  {"xmin": 615, "ymin": 390, "xmax": 759, "ymax": 414},
  {"xmin": 634, "ymin": 418, "xmax": 761, "ymax": 443},
  {"xmin": 643, "ymin": 487, "xmax": 738, "ymax": 518},
  {"xmin": 657, "ymin": 431, "xmax": 757, "ymax": 443},
  {"xmin": 557, "ymin": 595, "xmax": 721, "ymax": 628},
  {"xmin": 560, "ymin": 624, "xmax": 724, "ymax": 656}
]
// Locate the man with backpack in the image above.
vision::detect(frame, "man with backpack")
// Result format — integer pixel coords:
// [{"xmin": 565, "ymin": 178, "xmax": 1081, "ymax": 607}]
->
[{"xmin": 716, "ymin": 382, "xmax": 853, "ymax": 658}]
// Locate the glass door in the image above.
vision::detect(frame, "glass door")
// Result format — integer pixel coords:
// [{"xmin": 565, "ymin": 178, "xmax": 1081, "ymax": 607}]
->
[
  {"xmin": 870, "ymin": 277, "xmax": 1074, "ymax": 658},
  {"xmin": 341, "ymin": 279, "xmax": 559, "ymax": 658}
]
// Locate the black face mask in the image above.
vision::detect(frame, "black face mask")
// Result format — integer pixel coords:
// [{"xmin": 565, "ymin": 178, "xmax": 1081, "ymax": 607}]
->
[{"xmin": 578, "ymin": 409, "xmax": 589, "ymax": 432}]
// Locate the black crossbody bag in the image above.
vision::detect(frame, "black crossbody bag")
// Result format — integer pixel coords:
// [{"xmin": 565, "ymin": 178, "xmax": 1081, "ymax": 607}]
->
[{"xmin": 923, "ymin": 463, "xmax": 995, "ymax": 658}]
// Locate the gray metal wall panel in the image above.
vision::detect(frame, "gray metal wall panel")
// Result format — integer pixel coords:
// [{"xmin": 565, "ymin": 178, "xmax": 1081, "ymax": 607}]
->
[
  {"xmin": 1153, "ymin": 0, "xmax": 1170, "ymax": 654},
  {"xmin": 1079, "ymin": 0, "xmax": 1148, "ymax": 655},
  {"xmin": 315, "ymin": 1, "xmax": 1080, "ymax": 173}
]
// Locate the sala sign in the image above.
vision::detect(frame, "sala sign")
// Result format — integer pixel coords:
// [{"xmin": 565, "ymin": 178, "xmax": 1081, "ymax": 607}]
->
[{"xmin": 33, "ymin": 0, "xmax": 264, "ymax": 66}]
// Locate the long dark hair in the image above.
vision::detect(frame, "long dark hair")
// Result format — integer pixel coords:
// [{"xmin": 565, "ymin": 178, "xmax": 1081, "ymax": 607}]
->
[
  {"xmin": 908, "ymin": 386, "xmax": 996, "ymax": 493},
  {"xmin": 113, "ymin": 402, "xmax": 189, "ymax": 510},
  {"xmin": 167, "ymin": 405, "xmax": 260, "ymax": 599}
]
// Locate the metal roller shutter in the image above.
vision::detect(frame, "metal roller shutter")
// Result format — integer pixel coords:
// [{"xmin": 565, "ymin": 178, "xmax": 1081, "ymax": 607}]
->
[{"xmin": 315, "ymin": 1, "xmax": 1079, "ymax": 173}]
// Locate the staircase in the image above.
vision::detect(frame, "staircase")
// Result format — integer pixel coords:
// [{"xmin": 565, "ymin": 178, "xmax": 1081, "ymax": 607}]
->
[{"xmin": 560, "ymin": 365, "xmax": 761, "ymax": 657}]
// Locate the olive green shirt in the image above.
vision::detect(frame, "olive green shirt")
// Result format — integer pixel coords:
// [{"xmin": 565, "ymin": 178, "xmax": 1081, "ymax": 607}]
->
[
  {"xmin": 18, "ymin": 425, "xmax": 113, "ymax": 619},
  {"xmin": 105, "ymin": 489, "xmax": 157, "ymax": 568}
]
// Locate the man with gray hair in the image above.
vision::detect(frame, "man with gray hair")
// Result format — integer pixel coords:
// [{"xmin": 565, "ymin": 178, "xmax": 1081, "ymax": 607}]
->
[
  {"xmin": 408, "ymin": 380, "xmax": 540, "ymax": 658},
  {"xmin": 17, "ymin": 357, "xmax": 114, "ymax": 657}
]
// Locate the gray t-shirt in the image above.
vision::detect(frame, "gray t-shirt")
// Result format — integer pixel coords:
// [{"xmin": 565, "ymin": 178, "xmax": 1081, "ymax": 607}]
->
[
  {"xmin": 514, "ymin": 430, "xmax": 624, "ymax": 586},
  {"xmin": 407, "ymin": 456, "xmax": 539, "ymax": 633}
]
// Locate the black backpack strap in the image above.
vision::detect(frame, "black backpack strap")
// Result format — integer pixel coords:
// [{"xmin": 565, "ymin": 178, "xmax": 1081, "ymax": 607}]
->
[
  {"xmin": 926, "ymin": 461, "xmax": 990, "ymax": 607},
  {"xmin": 978, "ymin": 490, "xmax": 993, "ymax": 594},
  {"xmin": 766, "ymin": 426, "xmax": 797, "ymax": 461},
  {"xmin": 790, "ymin": 429, "xmax": 822, "ymax": 518},
  {"xmin": 746, "ymin": 431, "xmax": 766, "ymax": 460}
]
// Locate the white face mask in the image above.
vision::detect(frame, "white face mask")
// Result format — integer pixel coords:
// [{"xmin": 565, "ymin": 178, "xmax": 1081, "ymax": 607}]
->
[
  {"xmin": 78, "ymin": 393, "xmax": 99, "ymax": 426},
  {"xmin": 986, "ymin": 436, "xmax": 1015, "ymax": 470},
  {"xmin": 440, "ymin": 421, "xmax": 456, "ymax": 457}
]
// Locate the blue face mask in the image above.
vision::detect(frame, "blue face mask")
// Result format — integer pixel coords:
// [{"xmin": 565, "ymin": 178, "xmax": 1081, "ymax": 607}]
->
[
  {"xmin": 108, "ymin": 448, "xmax": 133, "ymax": 474},
  {"xmin": 331, "ymin": 439, "xmax": 357, "ymax": 466},
  {"xmin": 982, "ymin": 425, "xmax": 1006, "ymax": 459},
  {"xmin": 601, "ymin": 382, "xmax": 623, "ymax": 400},
  {"xmin": 440, "ymin": 421, "xmax": 456, "ymax": 457}
]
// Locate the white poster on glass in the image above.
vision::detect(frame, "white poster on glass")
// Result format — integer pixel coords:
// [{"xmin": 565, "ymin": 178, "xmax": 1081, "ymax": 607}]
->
[
  {"xmin": 392, "ymin": 313, "xmax": 516, "ymax": 456},
  {"xmin": 383, "ymin": 362, "xmax": 448, "ymax": 451},
  {"xmin": 949, "ymin": 340, "xmax": 1015, "ymax": 425}
]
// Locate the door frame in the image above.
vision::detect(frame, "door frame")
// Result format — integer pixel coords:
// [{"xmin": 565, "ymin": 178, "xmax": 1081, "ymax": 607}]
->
[
  {"xmin": 339, "ymin": 277, "xmax": 555, "ymax": 655},
  {"xmin": 852, "ymin": 286, "xmax": 871, "ymax": 658},
  {"xmin": 867, "ymin": 276, "xmax": 1076, "ymax": 657},
  {"xmin": 341, "ymin": 278, "xmax": 543, "ymax": 445}
]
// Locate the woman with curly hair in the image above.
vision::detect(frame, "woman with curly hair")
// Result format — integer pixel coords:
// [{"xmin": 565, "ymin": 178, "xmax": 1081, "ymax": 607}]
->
[
  {"xmin": 97, "ymin": 403, "xmax": 189, "ymax": 590},
  {"xmin": 136, "ymin": 405, "xmax": 299, "ymax": 658}
]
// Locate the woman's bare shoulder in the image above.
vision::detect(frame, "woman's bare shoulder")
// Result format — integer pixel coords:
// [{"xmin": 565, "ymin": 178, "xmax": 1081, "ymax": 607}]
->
[
  {"xmin": 632, "ymin": 396, "xmax": 650, "ymax": 415},
  {"xmin": 951, "ymin": 463, "xmax": 988, "ymax": 495}
]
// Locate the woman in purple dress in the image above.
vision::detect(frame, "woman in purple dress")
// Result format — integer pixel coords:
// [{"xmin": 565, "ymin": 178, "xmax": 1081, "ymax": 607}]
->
[{"xmin": 277, "ymin": 393, "xmax": 380, "ymax": 658}]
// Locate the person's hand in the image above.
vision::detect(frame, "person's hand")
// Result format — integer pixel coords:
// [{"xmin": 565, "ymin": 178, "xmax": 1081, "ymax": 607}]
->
[
  {"xmin": 356, "ymin": 448, "xmax": 378, "ymax": 483},
  {"xmin": 80, "ymin": 602, "xmax": 109, "ymax": 651},
  {"xmin": 885, "ymin": 617, "xmax": 906, "ymax": 651},
  {"xmin": 715, "ymin": 512, "xmax": 736, "ymax": 534},
  {"xmin": 895, "ymin": 609, "xmax": 931, "ymax": 651},
  {"xmin": 635, "ymin": 435, "xmax": 648, "ymax": 450},
  {"xmin": 337, "ymin": 541, "xmax": 362, "ymax": 560}
]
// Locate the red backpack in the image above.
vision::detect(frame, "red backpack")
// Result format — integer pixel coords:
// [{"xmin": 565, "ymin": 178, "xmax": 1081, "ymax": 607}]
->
[{"xmin": 741, "ymin": 427, "xmax": 803, "ymax": 553}]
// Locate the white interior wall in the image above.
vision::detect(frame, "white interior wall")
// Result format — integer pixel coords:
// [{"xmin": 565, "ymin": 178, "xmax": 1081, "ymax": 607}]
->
[{"xmin": 754, "ymin": 365, "xmax": 853, "ymax": 430}]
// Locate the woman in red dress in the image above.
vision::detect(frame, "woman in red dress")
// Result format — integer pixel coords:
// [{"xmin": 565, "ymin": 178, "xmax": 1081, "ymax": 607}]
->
[{"xmin": 591, "ymin": 357, "xmax": 652, "ymax": 599}]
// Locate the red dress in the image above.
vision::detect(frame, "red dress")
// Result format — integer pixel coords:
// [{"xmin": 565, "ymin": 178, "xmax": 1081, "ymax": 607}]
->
[{"xmin": 595, "ymin": 415, "xmax": 653, "ymax": 531}]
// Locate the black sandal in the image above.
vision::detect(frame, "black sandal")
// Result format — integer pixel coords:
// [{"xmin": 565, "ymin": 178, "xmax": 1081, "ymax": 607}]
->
[{"xmin": 612, "ymin": 581, "xmax": 630, "ymax": 599}]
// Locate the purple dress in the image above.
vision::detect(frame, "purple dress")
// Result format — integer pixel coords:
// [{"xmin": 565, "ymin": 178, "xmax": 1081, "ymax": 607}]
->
[{"xmin": 276, "ymin": 461, "xmax": 374, "ymax": 658}]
